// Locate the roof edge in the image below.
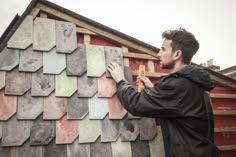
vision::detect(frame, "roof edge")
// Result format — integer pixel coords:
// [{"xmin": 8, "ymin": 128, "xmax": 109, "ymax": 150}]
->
[
  {"xmin": 0, "ymin": 14, "xmax": 20, "ymax": 45},
  {"xmin": 191, "ymin": 63, "xmax": 236, "ymax": 90},
  {"xmin": 38, "ymin": 0, "xmax": 160, "ymax": 54},
  {"xmin": 0, "ymin": 0, "xmax": 39, "ymax": 52},
  {"xmin": 206, "ymin": 67, "xmax": 236, "ymax": 90},
  {"xmin": 219, "ymin": 65, "xmax": 236, "ymax": 74}
]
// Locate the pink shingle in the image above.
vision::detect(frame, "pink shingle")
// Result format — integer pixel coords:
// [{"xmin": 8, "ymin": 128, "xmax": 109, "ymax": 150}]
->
[
  {"xmin": 108, "ymin": 94, "xmax": 127, "ymax": 119},
  {"xmin": 0, "ymin": 90, "xmax": 17, "ymax": 120},
  {"xmin": 97, "ymin": 73, "xmax": 116, "ymax": 98},
  {"xmin": 56, "ymin": 114, "xmax": 78, "ymax": 144}
]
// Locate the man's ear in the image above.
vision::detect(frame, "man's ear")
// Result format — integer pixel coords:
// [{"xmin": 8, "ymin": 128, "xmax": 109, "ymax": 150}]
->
[{"xmin": 173, "ymin": 50, "xmax": 182, "ymax": 60}]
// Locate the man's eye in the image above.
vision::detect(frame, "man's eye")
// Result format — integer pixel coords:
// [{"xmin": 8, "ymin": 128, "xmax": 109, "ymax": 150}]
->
[{"xmin": 161, "ymin": 47, "xmax": 165, "ymax": 51}]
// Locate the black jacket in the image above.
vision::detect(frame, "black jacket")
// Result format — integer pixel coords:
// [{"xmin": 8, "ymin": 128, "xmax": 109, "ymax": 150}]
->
[{"xmin": 117, "ymin": 65, "xmax": 221, "ymax": 157}]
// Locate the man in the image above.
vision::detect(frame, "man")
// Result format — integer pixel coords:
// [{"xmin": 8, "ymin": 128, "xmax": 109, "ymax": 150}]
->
[{"xmin": 107, "ymin": 28, "xmax": 220, "ymax": 157}]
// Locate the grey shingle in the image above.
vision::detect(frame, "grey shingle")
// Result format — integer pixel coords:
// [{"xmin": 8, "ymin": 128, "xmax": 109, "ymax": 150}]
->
[
  {"xmin": 67, "ymin": 138, "xmax": 90, "ymax": 157},
  {"xmin": 119, "ymin": 116, "xmax": 139, "ymax": 142},
  {"xmin": 0, "ymin": 146, "xmax": 16, "ymax": 157},
  {"xmin": 131, "ymin": 139, "xmax": 150, "ymax": 157},
  {"xmin": 18, "ymin": 46, "xmax": 43, "ymax": 72},
  {"xmin": 138, "ymin": 117, "xmax": 157, "ymax": 140},
  {"xmin": 67, "ymin": 93, "xmax": 88, "ymax": 119},
  {"xmin": 66, "ymin": 44, "xmax": 86, "ymax": 76},
  {"xmin": 56, "ymin": 20, "xmax": 77, "ymax": 54},
  {"xmin": 0, "ymin": 71, "xmax": 5, "ymax": 90},
  {"xmin": 44, "ymin": 139, "xmax": 67, "ymax": 157},
  {"xmin": 31, "ymin": 68, "xmax": 55, "ymax": 96},
  {"xmin": 0, "ymin": 121, "xmax": 2, "ymax": 139},
  {"xmin": 104, "ymin": 46, "xmax": 123, "ymax": 77},
  {"xmin": 0, "ymin": 47, "xmax": 19, "ymax": 71},
  {"xmin": 5, "ymin": 68, "xmax": 31, "ymax": 95},
  {"xmin": 16, "ymin": 140, "xmax": 43, "ymax": 157},
  {"xmin": 101, "ymin": 115, "xmax": 120, "ymax": 142},
  {"xmin": 30, "ymin": 114, "xmax": 55, "ymax": 145},
  {"xmin": 77, "ymin": 72, "xmax": 97, "ymax": 97},
  {"xmin": 2, "ymin": 115, "xmax": 31, "ymax": 146},
  {"xmin": 90, "ymin": 138, "xmax": 112, "ymax": 157},
  {"xmin": 17, "ymin": 90, "xmax": 43, "ymax": 119}
]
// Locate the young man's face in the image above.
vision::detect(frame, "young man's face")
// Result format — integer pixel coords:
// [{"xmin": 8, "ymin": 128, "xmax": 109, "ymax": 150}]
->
[{"xmin": 157, "ymin": 39, "xmax": 175, "ymax": 69}]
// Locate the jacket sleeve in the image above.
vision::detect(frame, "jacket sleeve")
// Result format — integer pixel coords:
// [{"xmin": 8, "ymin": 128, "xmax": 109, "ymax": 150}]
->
[{"xmin": 116, "ymin": 79, "xmax": 183, "ymax": 118}]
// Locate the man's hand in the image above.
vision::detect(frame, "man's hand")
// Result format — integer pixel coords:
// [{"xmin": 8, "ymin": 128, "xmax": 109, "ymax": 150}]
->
[
  {"xmin": 136, "ymin": 76, "xmax": 154, "ymax": 89},
  {"xmin": 107, "ymin": 62, "xmax": 125, "ymax": 83}
]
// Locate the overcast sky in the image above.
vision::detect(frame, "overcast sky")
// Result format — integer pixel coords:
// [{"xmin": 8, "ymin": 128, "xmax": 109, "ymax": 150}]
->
[{"xmin": 1, "ymin": 0, "xmax": 235, "ymax": 69}]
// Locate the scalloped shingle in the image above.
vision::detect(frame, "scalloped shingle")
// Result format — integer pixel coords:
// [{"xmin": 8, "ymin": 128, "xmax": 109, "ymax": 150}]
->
[{"xmin": 1, "ymin": 115, "xmax": 31, "ymax": 146}]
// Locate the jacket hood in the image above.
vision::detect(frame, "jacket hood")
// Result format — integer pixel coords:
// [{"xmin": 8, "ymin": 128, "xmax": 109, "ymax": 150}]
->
[{"xmin": 174, "ymin": 65, "xmax": 215, "ymax": 91}]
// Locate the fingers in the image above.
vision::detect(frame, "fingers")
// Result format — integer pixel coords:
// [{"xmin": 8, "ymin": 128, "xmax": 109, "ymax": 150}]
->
[
  {"xmin": 107, "ymin": 62, "xmax": 120, "ymax": 71},
  {"xmin": 135, "ymin": 77, "xmax": 139, "ymax": 85},
  {"xmin": 110, "ymin": 62, "xmax": 119, "ymax": 68},
  {"xmin": 137, "ymin": 76, "xmax": 145, "ymax": 82},
  {"xmin": 136, "ymin": 76, "xmax": 144, "ymax": 86},
  {"xmin": 107, "ymin": 66, "xmax": 112, "ymax": 72},
  {"xmin": 113, "ymin": 63, "xmax": 120, "ymax": 68},
  {"xmin": 136, "ymin": 76, "xmax": 151, "ymax": 84},
  {"xmin": 107, "ymin": 63, "xmax": 114, "ymax": 72}
]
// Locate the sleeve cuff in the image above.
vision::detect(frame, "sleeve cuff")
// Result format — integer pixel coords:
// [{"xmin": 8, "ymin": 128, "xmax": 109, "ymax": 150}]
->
[{"xmin": 117, "ymin": 79, "xmax": 126, "ymax": 85}]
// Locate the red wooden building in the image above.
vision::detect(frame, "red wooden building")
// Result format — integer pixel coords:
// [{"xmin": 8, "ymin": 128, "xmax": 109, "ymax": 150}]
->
[{"xmin": 0, "ymin": 0, "xmax": 235, "ymax": 157}]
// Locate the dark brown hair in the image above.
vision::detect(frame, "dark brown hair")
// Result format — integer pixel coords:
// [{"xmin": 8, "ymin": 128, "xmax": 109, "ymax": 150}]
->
[{"xmin": 162, "ymin": 27, "xmax": 199, "ymax": 64}]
